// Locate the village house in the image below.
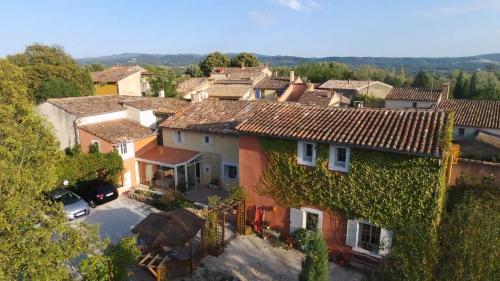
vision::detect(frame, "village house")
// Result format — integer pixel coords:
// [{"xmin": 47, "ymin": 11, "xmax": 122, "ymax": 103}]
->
[
  {"xmin": 436, "ymin": 99, "xmax": 500, "ymax": 140},
  {"xmin": 295, "ymin": 89, "xmax": 351, "ymax": 107},
  {"xmin": 91, "ymin": 65, "xmax": 151, "ymax": 96},
  {"xmin": 385, "ymin": 84, "xmax": 449, "ymax": 109},
  {"xmin": 37, "ymin": 95, "xmax": 188, "ymax": 149},
  {"xmin": 177, "ymin": 78, "xmax": 211, "ymax": 100},
  {"xmin": 253, "ymin": 71, "xmax": 303, "ymax": 101},
  {"xmin": 210, "ymin": 65, "xmax": 271, "ymax": 85},
  {"xmin": 235, "ymin": 102, "xmax": 451, "ymax": 259},
  {"xmin": 156, "ymin": 100, "xmax": 264, "ymax": 190},
  {"xmin": 318, "ymin": 79, "xmax": 393, "ymax": 100}
]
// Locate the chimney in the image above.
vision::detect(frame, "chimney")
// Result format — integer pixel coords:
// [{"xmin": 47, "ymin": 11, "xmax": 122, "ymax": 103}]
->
[
  {"xmin": 159, "ymin": 89, "xmax": 165, "ymax": 97},
  {"xmin": 348, "ymin": 79, "xmax": 351, "ymax": 84},
  {"xmin": 190, "ymin": 92, "xmax": 201, "ymax": 103},
  {"xmin": 290, "ymin": 71, "xmax": 295, "ymax": 83},
  {"xmin": 275, "ymin": 70, "xmax": 278, "ymax": 77},
  {"xmin": 441, "ymin": 83, "xmax": 450, "ymax": 101}
]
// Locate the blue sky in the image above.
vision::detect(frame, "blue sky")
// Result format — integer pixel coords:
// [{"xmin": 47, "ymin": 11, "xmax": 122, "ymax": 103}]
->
[{"xmin": 0, "ymin": 0, "xmax": 499, "ymax": 58}]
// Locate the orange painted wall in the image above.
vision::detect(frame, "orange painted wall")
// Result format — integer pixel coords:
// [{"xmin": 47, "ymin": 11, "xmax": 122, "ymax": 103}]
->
[
  {"xmin": 239, "ymin": 135, "xmax": 351, "ymax": 254},
  {"xmin": 78, "ymin": 128, "xmax": 114, "ymax": 153}
]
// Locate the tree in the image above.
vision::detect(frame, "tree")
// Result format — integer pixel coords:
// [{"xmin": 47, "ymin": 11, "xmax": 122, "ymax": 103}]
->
[
  {"xmin": 144, "ymin": 65, "xmax": 178, "ymax": 97},
  {"xmin": 79, "ymin": 255, "xmax": 113, "ymax": 281},
  {"xmin": 0, "ymin": 59, "xmax": 101, "ymax": 280},
  {"xmin": 106, "ymin": 236, "xmax": 141, "ymax": 281},
  {"xmin": 36, "ymin": 78, "xmax": 80, "ymax": 101},
  {"xmin": 412, "ymin": 70, "xmax": 432, "ymax": 88},
  {"xmin": 469, "ymin": 72, "xmax": 478, "ymax": 99},
  {"xmin": 85, "ymin": 63, "xmax": 106, "ymax": 72},
  {"xmin": 230, "ymin": 52, "xmax": 260, "ymax": 67},
  {"xmin": 7, "ymin": 44, "xmax": 93, "ymax": 103},
  {"xmin": 298, "ymin": 232, "xmax": 329, "ymax": 281},
  {"xmin": 185, "ymin": 64, "xmax": 203, "ymax": 77},
  {"xmin": 437, "ymin": 178, "xmax": 499, "ymax": 281},
  {"xmin": 198, "ymin": 51, "xmax": 230, "ymax": 76},
  {"xmin": 453, "ymin": 71, "xmax": 465, "ymax": 99}
]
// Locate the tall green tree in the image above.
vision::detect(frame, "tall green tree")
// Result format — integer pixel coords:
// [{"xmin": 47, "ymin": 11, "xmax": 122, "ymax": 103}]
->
[
  {"xmin": 0, "ymin": 60, "xmax": 101, "ymax": 280},
  {"xmin": 229, "ymin": 52, "xmax": 260, "ymax": 67},
  {"xmin": 198, "ymin": 51, "xmax": 230, "ymax": 76},
  {"xmin": 412, "ymin": 70, "xmax": 432, "ymax": 88},
  {"xmin": 453, "ymin": 71, "xmax": 465, "ymax": 98},
  {"xmin": 8, "ymin": 44, "xmax": 93, "ymax": 103},
  {"xmin": 144, "ymin": 65, "xmax": 178, "ymax": 97},
  {"xmin": 85, "ymin": 63, "xmax": 106, "ymax": 72},
  {"xmin": 298, "ymin": 232, "xmax": 329, "ymax": 281},
  {"xmin": 36, "ymin": 78, "xmax": 80, "ymax": 101},
  {"xmin": 185, "ymin": 64, "xmax": 203, "ymax": 77},
  {"xmin": 469, "ymin": 72, "xmax": 479, "ymax": 99}
]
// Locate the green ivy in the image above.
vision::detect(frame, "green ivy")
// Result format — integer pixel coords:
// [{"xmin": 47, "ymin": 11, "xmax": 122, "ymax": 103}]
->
[{"xmin": 257, "ymin": 129, "xmax": 452, "ymax": 280}]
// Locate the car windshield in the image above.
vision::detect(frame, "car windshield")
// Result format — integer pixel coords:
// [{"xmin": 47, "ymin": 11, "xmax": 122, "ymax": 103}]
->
[{"xmin": 54, "ymin": 192, "xmax": 80, "ymax": 205}]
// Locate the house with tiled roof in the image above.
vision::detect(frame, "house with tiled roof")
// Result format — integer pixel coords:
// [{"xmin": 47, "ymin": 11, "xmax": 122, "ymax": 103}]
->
[
  {"xmin": 436, "ymin": 99, "xmax": 500, "ymax": 140},
  {"xmin": 235, "ymin": 101, "xmax": 453, "ymax": 260},
  {"xmin": 203, "ymin": 82, "xmax": 254, "ymax": 101},
  {"xmin": 177, "ymin": 78, "xmax": 211, "ymax": 100},
  {"xmin": 318, "ymin": 79, "xmax": 393, "ymax": 100},
  {"xmin": 253, "ymin": 71, "xmax": 303, "ymax": 101},
  {"xmin": 152, "ymin": 100, "xmax": 266, "ymax": 191},
  {"xmin": 37, "ymin": 95, "xmax": 188, "ymax": 149},
  {"xmin": 210, "ymin": 65, "xmax": 271, "ymax": 86},
  {"xmin": 385, "ymin": 84, "xmax": 449, "ymax": 109},
  {"xmin": 91, "ymin": 65, "xmax": 151, "ymax": 96},
  {"xmin": 296, "ymin": 89, "xmax": 351, "ymax": 107}
]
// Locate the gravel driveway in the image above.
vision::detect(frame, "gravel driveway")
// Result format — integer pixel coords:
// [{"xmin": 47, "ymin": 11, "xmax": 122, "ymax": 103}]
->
[
  {"xmin": 189, "ymin": 235, "xmax": 364, "ymax": 281},
  {"xmin": 80, "ymin": 195, "xmax": 158, "ymax": 243}
]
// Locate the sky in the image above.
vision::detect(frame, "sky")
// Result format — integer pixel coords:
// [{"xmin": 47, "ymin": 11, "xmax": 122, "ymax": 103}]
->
[{"xmin": 0, "ymin": 0, "xmax": 499, "ymax": 58}]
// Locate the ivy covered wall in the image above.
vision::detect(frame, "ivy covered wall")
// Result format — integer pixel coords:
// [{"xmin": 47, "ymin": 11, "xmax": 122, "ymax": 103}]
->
[{"xmin": 256, "ymin": 137, "xmax": 451, "ymax": 280}]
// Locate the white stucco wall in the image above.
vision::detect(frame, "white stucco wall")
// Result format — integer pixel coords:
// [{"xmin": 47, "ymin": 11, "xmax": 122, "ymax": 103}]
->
[
  {"xmin": 385, "ymin": 100, "xmax": 437, "ymax": 109},
  {"xmin": 37, "ymin": 102, "xmax": 78, "ymax": 149},
  {"xmin": 77, "ymin": 111, "xmax": 127, "ymax": 126},
  {"xmin": 117, "ymin": 71, "xmax": 142, "ymax": 96},
  {"xmin": 453, "ymin": 126, "xmax": 500, "ymax": 140}
]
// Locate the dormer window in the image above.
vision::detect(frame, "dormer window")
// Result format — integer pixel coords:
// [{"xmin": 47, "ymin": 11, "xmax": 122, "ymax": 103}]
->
[{"xmin": 297, "ymin": 141, "xmax": 316, "ymax": 166}]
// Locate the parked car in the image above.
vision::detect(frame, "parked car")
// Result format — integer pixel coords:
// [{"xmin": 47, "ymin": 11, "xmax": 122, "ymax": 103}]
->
[
  {"xmin": 49, "ymin": 189, "xmax": 90, "ymax": 220},
  {"xmin": 74, "ymin": 179, "xmax": 119, "ymax": 208}
]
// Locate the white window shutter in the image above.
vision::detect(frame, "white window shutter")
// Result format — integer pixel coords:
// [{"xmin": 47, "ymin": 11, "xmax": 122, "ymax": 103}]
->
[
  {"xmin": 312, "ymin": 143, "xmax": 317, "ymax": 163},
  {"xmin": 290, "ymin": 208, "xmax": 305, "ymax": 234},
  {"xmin": 346, "ymin": 219, "xmax": 358, "ymax": 247},
  {"xmin": 297, "ymin": 142, "xmax": 303, "ymax": 162},
  {"xmin": 378, "ymin": 228, "xmax": 393, "ymax": 256}
]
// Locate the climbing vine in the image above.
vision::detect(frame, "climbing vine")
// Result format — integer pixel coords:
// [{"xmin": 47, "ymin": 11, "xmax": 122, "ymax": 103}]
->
[{"xmin": 256, "ymin": 118, "xmax": 452, "ymax": 280}]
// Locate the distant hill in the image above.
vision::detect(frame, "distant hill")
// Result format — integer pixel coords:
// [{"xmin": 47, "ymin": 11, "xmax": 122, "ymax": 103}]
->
[{"xmin": 78, "ymin": 53, "xmax": 500, "ymax": 74}]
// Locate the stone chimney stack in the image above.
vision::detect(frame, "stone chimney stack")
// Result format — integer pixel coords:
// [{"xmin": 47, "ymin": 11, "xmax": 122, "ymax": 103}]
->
[
  {"xmin": 441, "ymin": 83, "xmax": 450, "ymax": 101},
  {"xmin": 159, "ymin": 89, "xmax": 165, "ymax": 97},
  {"xmin": 290, "ymin": 71, "xmax": 295, "ymax": 83}
]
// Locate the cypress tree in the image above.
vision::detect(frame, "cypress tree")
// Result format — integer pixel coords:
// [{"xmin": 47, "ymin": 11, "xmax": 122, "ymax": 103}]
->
[{"xmin": 453, "ymin": 72, "xmax": 464, "ymax": 99}]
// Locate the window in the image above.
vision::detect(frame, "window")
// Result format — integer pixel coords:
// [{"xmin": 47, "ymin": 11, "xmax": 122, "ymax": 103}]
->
[
  {"xmin": 329, "ymin": 145, "xmax": 350, "ymax": 172},
  {"xmin": 118, "ymin": 142, "xmax": 128, "ymax": 155},
  {"xmin": 255, "ymin": 89, "xmax": 261, "ymax": 99},
  {"xmin": 412, "ymin": 102, "xmax": 418, "ymax": 108},
  {"xmin": 90, "ymin": 140, "xmax": 100, "ymax": 153},
  {"xmin": 203, "ymin": 135, "xmax": 213, "ymax": 145},
  {"xmin": 458, "ymin": 127, "xmax": 465, "ymax": 137},
  {"xmin": 223, "ymin": 164, "xmax": 238, "ymax": 180},
  {"xmin": 172, "ymin": 130, "xmax": 183, "ymax": 144},
  {"xmin": 305, "ymin": 212, "xmax": 319, "ymax": 231},
  {"xmin": 359, "ymin": 222, "xmax": 381, "ymax": 253},
  {"xmin": 204, "ymin": 164, "xmax": 211, "ymax": 175},
  {"xmin": 297, "ymin": 141, "xmax": 316, "ymax": 166}
]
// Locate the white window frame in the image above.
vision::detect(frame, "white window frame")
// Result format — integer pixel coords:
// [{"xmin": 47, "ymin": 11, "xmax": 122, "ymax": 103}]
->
[
  {"xmin": 255, "ymin": 89, "xmax": 262, "ymax": 99},
  {"xmin": 329, "ymin": 145, "xmax": 350, "ymax": 172},
  {"xmin": 203, "ymin": 134, "xmax": 213, "ymax": 145},
  {"xmin": 290, "ymin": 207, "xmax": 323, "ymax": 234},
  {"xmin": 297, "ymin": 141, "xmax": 316, "ymax": 166},
  {"xmin": 118, "ymin": 142, "xmax": 128, "ymax": 155},
  {"xmin": 346, "ymin": 219, "xmax": 392, "ymax": 258},
  {"xmin": 91, "ymin": 139, "xmax": 100, "ymax": 152},
  {"xmin": 222, "ymin": 163, "xmax": 238, "ymax": 180}
]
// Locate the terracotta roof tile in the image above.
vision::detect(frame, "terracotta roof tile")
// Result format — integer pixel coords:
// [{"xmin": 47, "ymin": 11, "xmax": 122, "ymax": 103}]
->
[
  {"xmin": 236, "ymin": 102, "xmax": 451, "ymax": 158},
  {"xmin": 91, "ymin": 65, "xmax": 145, "ymax": 83},
  {"xmin": 254, "ymin": 77, "xmax": 290, "ymax": 90},
  {"xmin": 159, "ymin": 100, "xmax": 267, "ymax": 134},
  {"xmin": 211, "ymin": 66, "xmax": 267, "ymax": 80},
  {"xmin": 437, "ymin": 99, "xmax": 500, "ymax": 129},
  {"xmin": 176, "ymin": 78, "xmax": 210, "ymax": 94},
  {"xmin": 318, "ymin": 80, "xmax": 376, "ymax": 90},
  {"xmin": 122, "ymin": 97, "xmax": 188, "ymax": 113},
  {"xmin": 297, "ymin": 89, "xmax": 336, "ymax": 106},
  {"xmin": 204, "ymin": 84, "xmax": 252, "ymax": 99},
  {"xmin": 79, "ymin": 119, "xmax": 155, "ymax": 144},
  {"xmin": 386, "ymin": 87, "xmax": 443, "ymax": 102}
]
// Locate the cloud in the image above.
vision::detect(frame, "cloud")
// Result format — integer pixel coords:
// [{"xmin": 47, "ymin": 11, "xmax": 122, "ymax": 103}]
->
[
  {"xmin": 248, "ymin": 11, "xmax": 274, "ymax": 27},
  {"xmin": 416, "ymin": 0, "xmax": 500, "ymax": 17},
  {"xmin": 273, "ymin": 0, "xmax": 318, "ymax": 11}
]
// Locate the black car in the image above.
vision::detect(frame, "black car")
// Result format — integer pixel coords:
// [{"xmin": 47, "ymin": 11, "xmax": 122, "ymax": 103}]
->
[{"xmin": 74, "ymin": 180, "xmax": 118, "ymax": 208}]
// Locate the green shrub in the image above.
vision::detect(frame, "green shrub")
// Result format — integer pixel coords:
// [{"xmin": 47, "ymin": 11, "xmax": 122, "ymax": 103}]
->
[
  {"xmin": 105, "ymin": 236, "xmax": 141, "ymax": 281},
  {"xmin": 79, "ymin": 255, "xmax": 113, "ymax": 281},
  {"xmin": 58, "ymin": 150, "xmax": 123, "ymax": 185},
  {"xmin": 292, "ymin": 229, "xmax": 316, "ymax": 252},
  {"xmin": 299, "ymin": 232, "xmax": 329, "ymax": 281}
]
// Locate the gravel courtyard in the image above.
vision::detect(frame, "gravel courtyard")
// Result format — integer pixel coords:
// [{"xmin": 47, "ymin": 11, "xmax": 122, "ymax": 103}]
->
[{"xmin": 188, "ymin": 235, "xmax": 364, "ymax": 281}]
